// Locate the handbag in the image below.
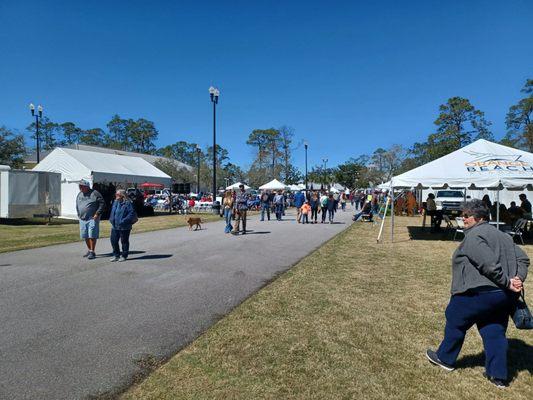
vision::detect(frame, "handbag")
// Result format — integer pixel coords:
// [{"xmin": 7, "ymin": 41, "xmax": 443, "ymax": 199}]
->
[{"xmin": 512, "ymin": 289, "xmax": 533, "ymax": 330}]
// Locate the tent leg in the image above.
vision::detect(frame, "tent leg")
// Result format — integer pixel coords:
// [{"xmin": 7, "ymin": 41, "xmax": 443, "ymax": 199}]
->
[
  {"xmin": 377, "ymin": 197, "xmax": 390, "ymax": 243},
  {"xmin": 496, "ymin": 184, "xmax": 500, "ymax": 230},
  {"xmin": 390, "ymin": 185, "xmax": 395, "ymax": 243}
]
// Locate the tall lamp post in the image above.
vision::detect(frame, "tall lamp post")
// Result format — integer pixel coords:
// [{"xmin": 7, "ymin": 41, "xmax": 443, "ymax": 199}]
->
[
  {"xmin": 29, "ymin": 103, "xmax": 43, "ymax": 163},
  {"xmin": 304, "ymin": 141, "xmax": 308, "ymax": 192},
  {"xmin": 209, "ymin": 86, "xmax": 220, "ymax": 201},
  {"xmin": 196, "ymin": 145, "xmax": 201, "ymax": 194}
]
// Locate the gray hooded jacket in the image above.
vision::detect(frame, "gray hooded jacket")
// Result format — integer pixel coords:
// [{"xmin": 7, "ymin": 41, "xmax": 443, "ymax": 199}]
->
[{"xmin": 451, "ymin": 221, "xmax": 529, "ymax": 295}]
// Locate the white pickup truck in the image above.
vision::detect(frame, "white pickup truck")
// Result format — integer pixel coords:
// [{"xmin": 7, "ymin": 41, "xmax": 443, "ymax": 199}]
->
[{"xmin": 434, "ymin": 190, "xmax": 467, "ymax": 216}]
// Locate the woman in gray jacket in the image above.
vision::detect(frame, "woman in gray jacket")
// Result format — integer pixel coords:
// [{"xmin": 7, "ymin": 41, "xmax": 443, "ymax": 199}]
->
[{"xmin": 426, "ymin": 199, "xmax": 528, "ymax": 388}]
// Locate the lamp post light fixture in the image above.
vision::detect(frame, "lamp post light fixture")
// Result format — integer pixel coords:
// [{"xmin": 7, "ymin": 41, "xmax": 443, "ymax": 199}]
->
[
  {"xmin": 209, "ymin": 86, "xmax": 220, "ymax": 201},
  {"xmin": 304, "ymin": 141, "xmax": 308, "ymax": 192},
  {"xmin": 29, "ymin": 103, "xmax": 44, "ymax": 163}
]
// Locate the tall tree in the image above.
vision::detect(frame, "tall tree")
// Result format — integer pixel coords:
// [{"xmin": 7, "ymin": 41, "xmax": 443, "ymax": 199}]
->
[
  {"xmin": 278, "ymin": 125, "xmax": 295, "ymax": 182},
  {"xmin": 502, "ymin": 79, "xmax": 533, "ymax": 152},
  {"xmin": 80, "ymin": 128, "xmax": 105, "ymax": 146},
  {"xmin": 0, "ymin": 126, "xmax": 26, "ymax": 168},
  {"xmin": 129, "ymin": 118, "xmax": 158, "ymax": 154},
  {"xmin": 106, "ymin": 114, "xmax": 130, "ymax": 150},
  {"xmin": 57, "ymin": 122, "xmax": 84, "ymax": 145},
  {"xmin": 157, "ymin": 141, "xmax": 201, "ymax": 166},
  {"xmin": 26, "ymin": 117, "xmax": 59, "ymax": 151},
  {"xmin": 410, "ymin": 97, "xmax": 492, "ymax": 165}
]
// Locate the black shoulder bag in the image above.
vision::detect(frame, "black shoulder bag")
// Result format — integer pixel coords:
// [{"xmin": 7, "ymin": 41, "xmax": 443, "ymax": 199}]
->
[{"xmin": 512, "ymin": 289, "xmax": 533, "ymax": 329}]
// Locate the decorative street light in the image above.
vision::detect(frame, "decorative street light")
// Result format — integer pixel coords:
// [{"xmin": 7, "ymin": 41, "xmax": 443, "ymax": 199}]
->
[
  {"xmin": 196, "ymin": 144, "xmax": 201, "ymax": 194},
  {"xmin": 209, "ymin": 86, "xmax": 220, "ymax": 201},
  {"xmin": 304, "ymin": 141, "xmax": 308, "ymax": 192},
  {"xmin": 29, "ymin": 103, "xmax": 43, "ymax": 163}
]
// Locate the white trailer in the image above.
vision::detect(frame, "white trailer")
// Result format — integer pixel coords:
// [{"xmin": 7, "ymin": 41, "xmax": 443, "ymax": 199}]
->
[{"xmin": 0, "ymin": 165, "xmax": 61, "ymax": 219}]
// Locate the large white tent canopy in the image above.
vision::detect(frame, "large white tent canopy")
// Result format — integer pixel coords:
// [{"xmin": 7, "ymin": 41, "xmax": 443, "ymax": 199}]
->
[
  {"xmin": 389, "ymin": 139, "xmax": 533, "ymax": 189},
  {"xmin": 225, "ymin": 182, "xmax": 251, "ymax": 190},
  {"xmin": 259, "ymin": 179, "xmax": 287, "ymax": 190},
  {"xmin": 33, "ymin": 148, "xmax": 171, "ymax": 218}
]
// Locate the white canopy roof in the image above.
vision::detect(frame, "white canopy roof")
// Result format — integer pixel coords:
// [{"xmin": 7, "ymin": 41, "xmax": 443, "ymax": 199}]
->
[
  {"xmin": 225, "ymin": 182, "xmax": 251, "ymax": 190},
  {"xmin": 259, "ymin": 179, "xmax": 287, "ymax": 190},
  {"xmin": 33, "ymin": 148, "xmax": 172, "ymax": 185},
  {"xmin": 287, "ymin": 184, "xmax": 302, "ymax": 191},
  {"xmin": 389, "ymin": 139, "xmax": 533, "ymax": 189}
]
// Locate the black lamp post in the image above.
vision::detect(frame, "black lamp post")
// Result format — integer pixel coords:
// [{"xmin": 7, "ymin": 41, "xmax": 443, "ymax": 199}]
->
[
  {"xmin": 29, "ymin": 103, "xmax": 43, "ymax": 163},
  {"xmin": 196, "ymin": 145, "xmax": 201, "ymax": 194},
  {"xmin": 209, "ymin": 86, "xmax": 220, "ymax": 201},
  {"xmin": 304, "ymin": 141, "xmax": 308, "ymax": 192}
]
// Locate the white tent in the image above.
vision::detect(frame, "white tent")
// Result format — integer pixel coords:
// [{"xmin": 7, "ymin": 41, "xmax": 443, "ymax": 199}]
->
[
  {"xmin": 225, "ymin": 182, "xmax": 251, "ymax": 190},
  {"xmin": 287, "ymin": 184, "xmax": 302, "ymax": 191},
  {"xmin": 259, "ymin": 179, "xmax": 287, "ymax": 190},
  {"xmin": 33, "ymin": 148, "xmax": 171, "ymax": 218},
  {"xmin": 390, "ymin": 139, "xmax": 533, "ymax": 189},
  {"xmin": 384, "ymin": 140, "xmax": 533, "ymax": 242}
]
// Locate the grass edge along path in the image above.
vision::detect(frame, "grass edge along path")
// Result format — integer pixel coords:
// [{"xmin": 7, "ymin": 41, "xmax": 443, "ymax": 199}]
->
[
  {"xmin": 122, "ymin": 217, "xmax": 533, "ymax": 400},
  {"xmin": 0, "ymin": 213, "xmax": 223, "ymax": 254}
]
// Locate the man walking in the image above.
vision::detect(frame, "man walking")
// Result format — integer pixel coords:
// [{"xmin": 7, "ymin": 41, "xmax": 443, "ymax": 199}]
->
[
  {"xmin": 293, "ymin": 190, "xmax": 305, "ymax": 223},
  {"xmin": 76, "ymin": 179, "xmax": 105, "ymax": 260},
  {"xmin": 260, "ymin": 190, "xmax": 271, "ymax": 221},
  {"xmin": 274, "ymin": 190, "xmax": 285, "ymax": 221},
  {"xmin": 233, "ymin": 184, "xmax": 249, "ymax": 235}
]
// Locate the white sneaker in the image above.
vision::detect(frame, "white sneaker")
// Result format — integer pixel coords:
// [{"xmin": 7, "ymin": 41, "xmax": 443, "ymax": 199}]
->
[
  {"xmin": 119, "ymin": 256, "xmax": 127, "ymax": 262},
  {"xmin": 110, "ymin": 256, "xmax": 119, "ymax": 262}
]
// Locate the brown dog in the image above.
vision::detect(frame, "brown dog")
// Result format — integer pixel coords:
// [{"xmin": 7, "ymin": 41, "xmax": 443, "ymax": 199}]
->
[{"xmin": 187, "ymin": 217, "xmax": 202, "ymax": 231}]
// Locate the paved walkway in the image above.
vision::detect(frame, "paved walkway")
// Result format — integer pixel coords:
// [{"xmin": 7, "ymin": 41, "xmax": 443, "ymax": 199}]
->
[{"xmin": 0, "ymin": 207, "xmax": 353, "ymax": 399}]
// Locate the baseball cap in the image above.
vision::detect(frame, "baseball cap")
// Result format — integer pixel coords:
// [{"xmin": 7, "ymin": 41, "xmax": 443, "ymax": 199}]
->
[{"xmin": 79, "ymin": 179, "xmax": 91, "ymax": 187}]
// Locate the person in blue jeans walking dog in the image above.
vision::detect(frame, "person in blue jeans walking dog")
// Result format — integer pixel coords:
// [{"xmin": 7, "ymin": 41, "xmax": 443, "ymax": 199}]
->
[
  {"xmin": 426, "ymin": 199, "xmax": 528, "ymax": 388},
  {"xmin": 109, "ymin": 189, "xmax": 138, "ymax": 262}
]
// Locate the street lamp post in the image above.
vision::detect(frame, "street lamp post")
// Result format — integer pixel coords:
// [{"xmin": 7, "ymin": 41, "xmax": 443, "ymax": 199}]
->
[
  {"xmin": 29, "ymin": 103, "xmax": 43, "ymax": 163},
  {"xmin": 304, "ymin": 141, "xmax": 308, "ymax": 192},
  {"xmin": 196, "ymin": 145, "xmax": 201, "ymax": 194},
  {"xmin": 209, "ymin": 86, "xmax": 220, "ymax": 202}
]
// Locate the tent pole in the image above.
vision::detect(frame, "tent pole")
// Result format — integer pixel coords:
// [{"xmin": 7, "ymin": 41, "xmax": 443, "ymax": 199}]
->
[
  {"xmin": 496, "ymin": 182, "xmax": 500, "ymax": 230},
  {"xmin": 390, "ymin": 183, "xmax": 394, "ymax": 243},
  {"xmin": 377, "ymin": 196, "xmax": 390, "ymax": 243}
]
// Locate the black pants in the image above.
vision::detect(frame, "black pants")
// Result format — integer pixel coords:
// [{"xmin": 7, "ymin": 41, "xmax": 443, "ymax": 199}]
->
[
  {"xmin": 321, "ymin": 207, "xmax": 327, "ymax": 222},
  {"xmin": 111, "ymin": 228, "xmax": 131, "ymax": 258},
  {"xmin": 311, "ymin": 208, "xmax": 318, "ymax": 222}
]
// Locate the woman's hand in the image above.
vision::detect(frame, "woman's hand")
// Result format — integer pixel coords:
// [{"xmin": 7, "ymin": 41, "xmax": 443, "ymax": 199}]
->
[{"xmin": 509, "ymin": 276, "xmax": 523, "ymax": 292}]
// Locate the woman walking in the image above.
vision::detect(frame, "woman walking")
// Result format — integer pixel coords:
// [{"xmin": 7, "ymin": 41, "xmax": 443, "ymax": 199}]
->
[
  {"xmin": 320, "ymin": 191, "xmax": 329, "ymax": 223},
  {"xmin": 426, "ymin": 199, "xmax": 528, "ymax": 387},
  {"xmin": 326, "ymin": 193, "xmax": 336, "ymax": 223},
  {"xmin": 109, "ymin": 189, "xmax": 137, "ymax": 262},
  {"xmin": 340, "ymin": 193, "xmax": 347, "ymax": 211},
  {"xmin": 310, "ymin": 192, "xmax": 320, "ymax": 223},
  {"xmin": 222, "ymin": 191, "xmax": 234, "ymax": 233}
]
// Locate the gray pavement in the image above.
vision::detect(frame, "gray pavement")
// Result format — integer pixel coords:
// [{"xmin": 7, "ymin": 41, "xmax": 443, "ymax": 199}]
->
[{"xmin": 0, "ymin": 207, "xmax": 353, "ymax": 399}]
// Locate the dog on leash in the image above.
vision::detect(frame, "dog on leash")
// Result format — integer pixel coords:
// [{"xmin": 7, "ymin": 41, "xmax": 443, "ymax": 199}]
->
[{"xmin": 187, "ymin": 217, "xmax": 202, "ymax": 231}]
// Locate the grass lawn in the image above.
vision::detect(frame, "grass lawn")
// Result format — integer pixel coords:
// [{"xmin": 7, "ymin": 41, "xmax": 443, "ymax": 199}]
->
[
  {"xmin": 122, "ymin": 216, "xmax": 533, "ymax": 400},
  {"xmin": 0, "ymin": 212, "xmax": 223, "ymax": 253}
]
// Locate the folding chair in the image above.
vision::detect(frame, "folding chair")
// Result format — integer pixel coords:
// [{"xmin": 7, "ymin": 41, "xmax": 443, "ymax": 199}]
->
[
  {"xmin": 504, "ymin": 218, "xmax": 527, "ymax": 245},
  {"xmin": 453, "ymin": 217, "xmax": 465, "ymax": 241}
]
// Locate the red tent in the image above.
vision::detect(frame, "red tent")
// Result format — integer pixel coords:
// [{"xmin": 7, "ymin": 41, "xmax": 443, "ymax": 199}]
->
[{"xmin": 139, "ymin": 182, "xmax": 165, "ymax": 189}]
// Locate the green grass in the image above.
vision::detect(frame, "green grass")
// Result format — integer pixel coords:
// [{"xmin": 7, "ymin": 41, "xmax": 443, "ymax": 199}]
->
[
  {"xmin": 0, "ymin": 212, "xmax": 223, "ymax": 253},
  {"xmin": 122, "ymin": 216, "xmax": 533, "ymax": 400}
]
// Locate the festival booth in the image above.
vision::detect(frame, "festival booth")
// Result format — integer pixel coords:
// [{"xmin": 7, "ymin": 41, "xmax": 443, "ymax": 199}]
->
[
  {"xmin": 259, "ymin": 179, "xmax": 287, "ymax": 191},
  {"xmin": 381, "ymin": 140, "xmax": 533, "ymax": 241},
  {"xmin": 33, "ymin": 148, "xmax": 171, "ymax": 218}
]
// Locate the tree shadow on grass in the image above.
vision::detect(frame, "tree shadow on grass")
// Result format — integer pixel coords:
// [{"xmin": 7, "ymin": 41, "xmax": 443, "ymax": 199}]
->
[
  {"xmin": 407, "ymin": 226, "xmax": 459, "ymax": 242},
  {"xmin": 455, "ymin": 339, "xmax": 533, "ymax": 381}
]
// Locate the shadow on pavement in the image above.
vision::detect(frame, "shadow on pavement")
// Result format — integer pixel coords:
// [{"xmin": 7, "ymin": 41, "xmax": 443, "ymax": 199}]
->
[
  {"xmin": 99, "ymin": 250, "xmax": 146, "ymax": 257},
  {"xmin": 455, "ymin": 339, "xmax": 533, "ymax": 381},
  {"xmin": 128, "ymin": 254, "xmax": 173, "ymax": 260}
]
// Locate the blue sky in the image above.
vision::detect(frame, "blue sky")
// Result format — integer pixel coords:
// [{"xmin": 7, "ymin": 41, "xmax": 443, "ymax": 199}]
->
[{"xmin": 1, "ymin": 0, "xmax": 532, "ymax": 171}]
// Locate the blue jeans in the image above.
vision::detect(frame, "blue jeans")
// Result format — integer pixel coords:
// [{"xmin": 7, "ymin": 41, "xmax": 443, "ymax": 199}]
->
[
  {"xmin": 224, "ymin": 208, "xmax": 233, "ymax": 233},
  {"xmin": 437, "ymin": 289, "xmax": 516, "ymax": 380},
  {"xmin": 275, "ymin": 203, "xmax": 283, "ymax": 220},
  {"xmin": 110, "ymin": 228, "xmax": 131, "ymax": 258},
  {"xmin": 260, "ymin": 203, "xmax": 270, "ymax": 221},
  {"xmin": 328, "ymin": 209, "xmax": 335, "ymax": 222}
]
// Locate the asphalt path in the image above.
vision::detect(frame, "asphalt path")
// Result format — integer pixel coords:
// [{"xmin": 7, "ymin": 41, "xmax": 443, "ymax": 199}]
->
[{"xmin": 0, "ymin": 207, "xmax": 353, "ymax": 399}]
